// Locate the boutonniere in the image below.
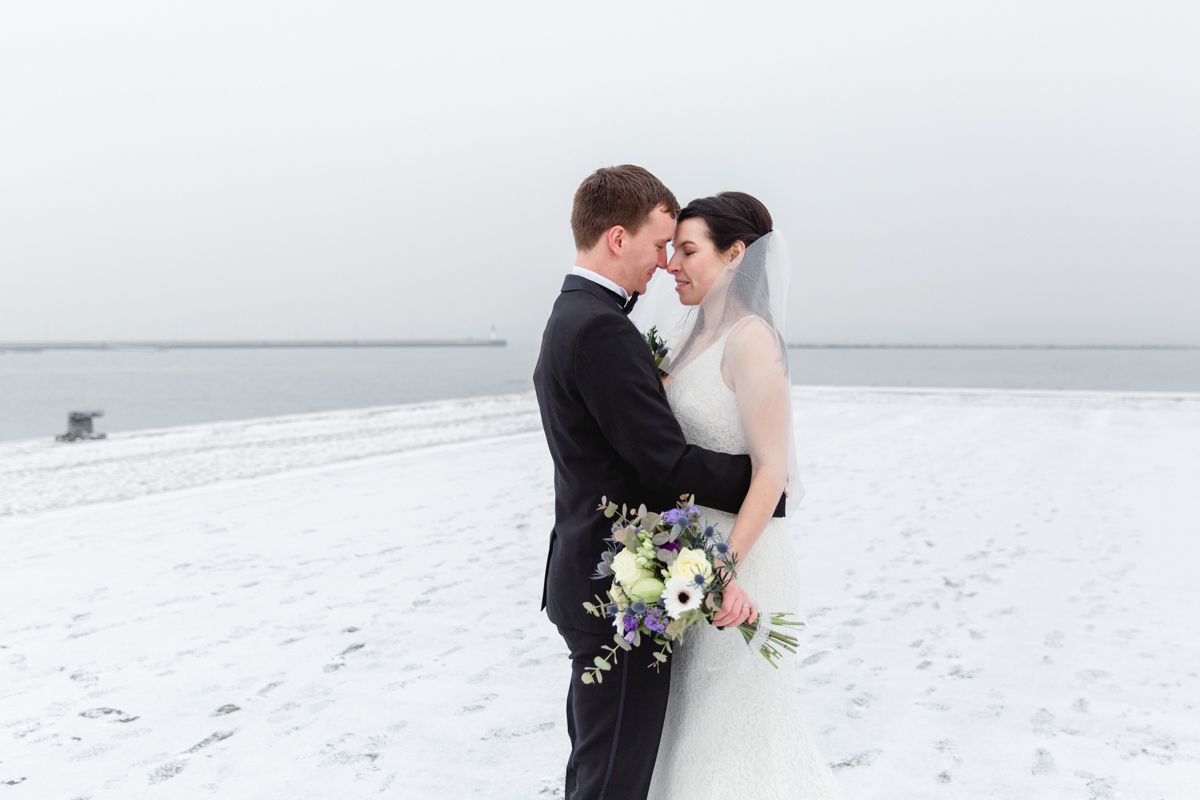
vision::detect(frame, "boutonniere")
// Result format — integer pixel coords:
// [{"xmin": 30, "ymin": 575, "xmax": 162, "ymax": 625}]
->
[{"xmin": 645, "ymin": 326, "xmax": 670, "ymax": 372}]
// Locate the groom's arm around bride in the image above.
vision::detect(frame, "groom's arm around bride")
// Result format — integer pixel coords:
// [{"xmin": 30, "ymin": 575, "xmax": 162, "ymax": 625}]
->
[{"xmin": 533, "ymin": 165, "xmax": 784, "ymax": 800}]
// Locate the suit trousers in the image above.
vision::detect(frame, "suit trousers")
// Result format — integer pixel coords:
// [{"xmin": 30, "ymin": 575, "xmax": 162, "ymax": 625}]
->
[{"xmin": 558, "ymin": 625, "xmax": 672, "ymax": 800}]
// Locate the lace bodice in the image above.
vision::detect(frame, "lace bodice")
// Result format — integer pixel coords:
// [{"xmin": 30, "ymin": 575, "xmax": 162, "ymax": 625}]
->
[
  {"xmin": 650, "ymin": 332, "xmax": 846, "ymax": 800},
  {"xmin": 665, "ymin": 329, "xmax": 748, "ymax": 456}
]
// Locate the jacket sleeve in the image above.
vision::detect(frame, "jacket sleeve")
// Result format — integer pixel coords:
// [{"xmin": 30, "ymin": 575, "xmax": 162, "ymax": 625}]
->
[{"xmin": 575, "ymin": 311, "xmax": 783, "ymax": 517}]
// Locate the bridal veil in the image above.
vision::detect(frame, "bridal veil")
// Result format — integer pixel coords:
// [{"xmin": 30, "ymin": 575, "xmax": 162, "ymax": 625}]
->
[{"xmin": 631, "ymin": 231, "xmax": 802, "ymax": 508}]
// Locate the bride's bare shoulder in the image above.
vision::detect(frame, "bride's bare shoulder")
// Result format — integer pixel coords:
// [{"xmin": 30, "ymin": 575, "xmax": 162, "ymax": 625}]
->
[
  {"xmin": 721, "ymin": 315, "xmax": 786, "ymax": 387},
  {"xmin": 725, "ymin": 315, "xmax": 780, "ymax": 357}
]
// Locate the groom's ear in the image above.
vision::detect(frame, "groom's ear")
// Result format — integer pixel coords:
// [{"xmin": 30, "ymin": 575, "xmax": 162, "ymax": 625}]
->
[{"xmin": 605, "ymin": 225, "xmax": 627, "ymax": 256}]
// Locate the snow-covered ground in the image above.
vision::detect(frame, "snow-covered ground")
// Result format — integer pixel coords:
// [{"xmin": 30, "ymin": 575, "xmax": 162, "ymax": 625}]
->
[
  {"xmin": 0, "ymin": 393, "xmax": 541, "ymax": 519},
  {"xmin": 2, "ymin": 388, "xmax": 1198, "ymax": 799}
]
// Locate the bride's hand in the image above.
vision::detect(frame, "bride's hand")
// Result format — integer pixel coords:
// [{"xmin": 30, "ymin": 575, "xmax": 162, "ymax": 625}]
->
[{"xmin": 712, "ymin": 579, "xmax": 758, "ymax": 629}]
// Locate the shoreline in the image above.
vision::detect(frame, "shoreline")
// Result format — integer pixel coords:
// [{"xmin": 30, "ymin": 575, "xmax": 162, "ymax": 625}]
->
[
  {"xmin": 5, "ymin": 386, "xmax": 1200, "ymax": 521},
  {"xmin": 0, "ymin": 338, "xmax": 506, "ymax": 352},
  {"xmin": 5, "ymin": 383, "xmax": 1200, "ymax": 444}
]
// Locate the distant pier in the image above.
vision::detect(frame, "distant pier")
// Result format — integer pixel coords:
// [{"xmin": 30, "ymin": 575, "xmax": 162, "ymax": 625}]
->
[{"xmin": 0, "ymin": 339, "xmax": 507, "ymax": 352}]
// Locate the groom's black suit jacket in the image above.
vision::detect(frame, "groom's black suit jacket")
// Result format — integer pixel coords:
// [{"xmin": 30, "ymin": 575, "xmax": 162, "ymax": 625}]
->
[{"xmin": 534, "ymin": 274, "xmax": 785, "ymax": 635}]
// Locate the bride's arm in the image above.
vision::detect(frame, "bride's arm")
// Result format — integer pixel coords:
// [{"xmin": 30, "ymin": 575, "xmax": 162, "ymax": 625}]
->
[
  {"xmin": 711, "ymin": 318, "xmax": 791, "ymax": 627},
  {"xmin": 710, "ymin": 316, "xmax": 787, "ymax": 628}
]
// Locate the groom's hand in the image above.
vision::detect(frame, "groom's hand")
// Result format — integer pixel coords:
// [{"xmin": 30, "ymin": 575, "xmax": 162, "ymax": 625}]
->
[{"xmin": 712, "ymin": 579, "xmax": 758, "ymax": 629}]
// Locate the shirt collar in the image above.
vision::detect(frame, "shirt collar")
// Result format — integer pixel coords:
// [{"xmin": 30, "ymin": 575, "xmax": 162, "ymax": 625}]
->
[{"xmin": 571, "ymin": 266, "xmax": 629, "ymax": 302}]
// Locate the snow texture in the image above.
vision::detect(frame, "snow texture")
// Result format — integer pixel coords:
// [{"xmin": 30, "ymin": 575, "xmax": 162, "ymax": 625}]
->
[{"xmin": 2, "ymin": 387, "xmax": 1199, "ymax": 798}]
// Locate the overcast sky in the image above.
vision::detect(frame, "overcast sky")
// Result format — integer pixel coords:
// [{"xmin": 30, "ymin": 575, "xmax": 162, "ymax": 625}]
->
[{"xmin": 2, "ymin": 1, "xmax": 1197, "ymax": 345}]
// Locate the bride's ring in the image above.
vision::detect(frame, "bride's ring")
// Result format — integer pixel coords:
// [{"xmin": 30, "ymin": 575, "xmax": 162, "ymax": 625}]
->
[{"xmin": 742, "ymin": 604, "xmax": 751, "ymax": 609}]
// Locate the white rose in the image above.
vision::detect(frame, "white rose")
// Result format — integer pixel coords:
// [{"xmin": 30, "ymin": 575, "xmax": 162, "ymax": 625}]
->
[
  {"xmin": 668, "ymin": 547, "xmax": 713, "ymax": 584},
  {"xmin": 612, "ymin": 547, "xmax": 652, "ymax": 590}
]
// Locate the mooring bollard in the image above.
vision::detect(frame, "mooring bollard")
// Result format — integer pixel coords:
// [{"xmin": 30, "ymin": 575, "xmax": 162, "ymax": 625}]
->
[{"xmin": 57, "ymin": 410, "xmax": 107, "ymax": 442}]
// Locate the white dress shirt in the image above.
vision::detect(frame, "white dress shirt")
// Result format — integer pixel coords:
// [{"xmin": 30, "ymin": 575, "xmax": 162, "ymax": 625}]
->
[{"xmin": 571, "ymin": 266, "xmax": 629, "ymax": 302}]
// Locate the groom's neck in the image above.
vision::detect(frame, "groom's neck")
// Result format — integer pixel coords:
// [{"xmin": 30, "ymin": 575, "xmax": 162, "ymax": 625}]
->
[{"xmin": 574, "ymin": 252, "xmax": 632, "ymax": 295}]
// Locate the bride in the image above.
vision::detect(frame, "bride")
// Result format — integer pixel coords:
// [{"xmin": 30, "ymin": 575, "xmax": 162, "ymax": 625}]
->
[{"xmin": 633, "ymin": 192, "xmax": 846, "ymax": 799}]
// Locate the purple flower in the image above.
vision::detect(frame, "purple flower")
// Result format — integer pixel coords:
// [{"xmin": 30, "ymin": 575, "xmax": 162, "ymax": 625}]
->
[
  {"xmin": 662, "ymin": 508, "xmax": 686, "ymax": 525},
  {"xmin": 624, "ymin": 630, "xmax": 638, "ymax": 644},
  {"xmin": 623, "ymin": 615, "xmax": 639, "ymax": 633},
  {"xmin": 643, "ymin": 608, "xmax": 667, "ymax": 634},
  {"xmin": 660, "ymin": 541, "xmax": 680, "ymax": 553}
]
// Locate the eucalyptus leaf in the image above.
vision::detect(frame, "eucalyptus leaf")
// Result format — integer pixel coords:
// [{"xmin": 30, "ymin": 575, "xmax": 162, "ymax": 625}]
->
[{"xmin": 581, "ymin": 672, "xmax": 594, "ymax": 684}]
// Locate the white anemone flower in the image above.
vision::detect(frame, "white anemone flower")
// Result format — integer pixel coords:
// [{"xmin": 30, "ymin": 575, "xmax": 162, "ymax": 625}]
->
[{"xmin": 663, "ymin": 575, "xmax": 703, "ymax": 619}]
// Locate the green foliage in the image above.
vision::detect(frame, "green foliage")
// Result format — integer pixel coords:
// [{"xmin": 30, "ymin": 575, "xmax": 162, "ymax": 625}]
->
[{"xmin": 645, "ymin": 326, "xmax": 670, "ymax": 370}]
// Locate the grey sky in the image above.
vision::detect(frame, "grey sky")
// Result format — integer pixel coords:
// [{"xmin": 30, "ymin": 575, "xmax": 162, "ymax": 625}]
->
[{"xmin": 2, "ymin": 1, "xmax": 1197, "ymax": 345}]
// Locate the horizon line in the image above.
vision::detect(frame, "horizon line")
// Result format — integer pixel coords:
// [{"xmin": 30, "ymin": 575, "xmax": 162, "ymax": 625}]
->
[
  {"xmin": 785, "ymin": 343, "xmax": 1199, "ymax": 351},
  {"xmin": 0, "ymin": 339, "xmax": 507, "ymax": 352}
]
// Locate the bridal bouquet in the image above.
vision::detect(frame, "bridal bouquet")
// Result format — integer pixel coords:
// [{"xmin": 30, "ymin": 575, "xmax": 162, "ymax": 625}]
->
[{"xmin": 580, "ymin": 497, "xmax": 804, "ymax": 684}]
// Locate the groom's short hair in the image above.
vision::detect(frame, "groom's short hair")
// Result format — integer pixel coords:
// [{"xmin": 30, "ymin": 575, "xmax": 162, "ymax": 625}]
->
[{"xmin": 571, "ymin": 165, "xmax": 681, "ymax": 250}]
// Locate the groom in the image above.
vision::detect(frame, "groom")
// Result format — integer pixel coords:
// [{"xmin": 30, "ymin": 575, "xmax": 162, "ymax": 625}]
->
[{"xmin": 533, "ymin": 165, "xmax": 785, "ymax": 799}]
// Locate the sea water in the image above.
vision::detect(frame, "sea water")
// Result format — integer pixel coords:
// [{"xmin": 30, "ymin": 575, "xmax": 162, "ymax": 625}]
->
[{"xmin": 2, "ymin": 344, "xmax": 1198, "ymax": 442}]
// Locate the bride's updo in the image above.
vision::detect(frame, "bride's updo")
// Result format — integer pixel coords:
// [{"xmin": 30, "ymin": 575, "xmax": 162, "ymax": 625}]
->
[{"xmin": 677, "ymin": 191, "xmax": 772, "ymax": 253}]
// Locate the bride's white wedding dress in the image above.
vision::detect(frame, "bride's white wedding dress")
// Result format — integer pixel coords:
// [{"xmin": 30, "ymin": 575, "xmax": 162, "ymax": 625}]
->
[{"xmin": 647, "ymin": 326, "xmax": 846, "ymax": 800}]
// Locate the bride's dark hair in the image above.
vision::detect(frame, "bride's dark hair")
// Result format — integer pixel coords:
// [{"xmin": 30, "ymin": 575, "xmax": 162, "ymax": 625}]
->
[
  {"xmin": 677, "ymin": 191, "xmax": 773, "ymax": 253},
  {"xmin": 669, "ymin": 191, "xmax": 781, "ymax": 372}
]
